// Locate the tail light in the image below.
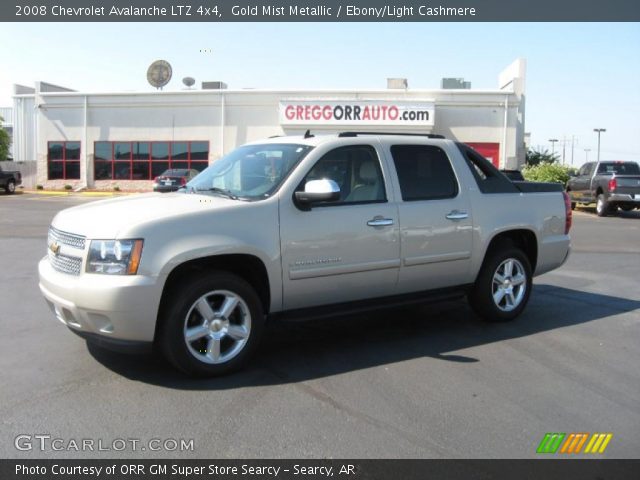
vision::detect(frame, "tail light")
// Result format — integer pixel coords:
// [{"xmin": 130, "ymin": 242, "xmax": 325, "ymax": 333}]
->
[
  {"xmin": 153, "ymin": 176, "xmax": 161, "ymax": 183},
  {"xmin": 562, "ymin": 192, "xmax": 572, "ymax": 235},
  {"xmin": 608, "ymin": 177, "xmax": 617, "ymax": 192},
  {"xmin": 180, "ymin": 177, "xmax": 187, "ymax": 186}
]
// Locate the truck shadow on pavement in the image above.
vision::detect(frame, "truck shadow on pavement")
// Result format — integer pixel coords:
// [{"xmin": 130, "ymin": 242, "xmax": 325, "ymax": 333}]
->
[
  {"xmin": 576, "ymin": 207, "xmax": 640, "ymax": 219},
  {"xmin": 87, "ymin": 284, "xmax": 640, "ymax": 389}
]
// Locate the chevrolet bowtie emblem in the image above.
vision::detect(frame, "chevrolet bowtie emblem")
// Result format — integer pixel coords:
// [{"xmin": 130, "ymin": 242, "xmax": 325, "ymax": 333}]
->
[{"xmin": 49, "ymin": 242, "xmax": 61, "ymax": 255}]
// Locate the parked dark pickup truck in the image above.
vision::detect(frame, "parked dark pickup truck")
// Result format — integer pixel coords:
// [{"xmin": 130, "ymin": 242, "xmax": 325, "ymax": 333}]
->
[
  {"xmin": 0, "ymin": 165, "xmax": 22, "ymax": 194},
  {"xmin": 567, "ymin": 161, "xmax": 640, "ymax": 216}
]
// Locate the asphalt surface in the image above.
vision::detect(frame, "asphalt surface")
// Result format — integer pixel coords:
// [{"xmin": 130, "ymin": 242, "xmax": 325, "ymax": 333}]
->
[{"xmin": 0, "ymin": 194, "xmax": 639, "ymax": 459}]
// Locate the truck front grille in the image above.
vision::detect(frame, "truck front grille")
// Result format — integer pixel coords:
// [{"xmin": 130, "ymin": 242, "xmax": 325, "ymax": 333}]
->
[
  {"xmin": 48, "ymin": 226, "xmax": 86, "ymax": 250},
  {"xmin": 48, "ymin": 251, "xmax": 83, "ymax": 276}
]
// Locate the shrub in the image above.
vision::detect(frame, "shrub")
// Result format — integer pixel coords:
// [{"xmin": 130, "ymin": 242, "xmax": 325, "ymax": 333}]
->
[
  {"xmin": 36, "ymin": 184, "xmax": 44, "ymax": 190},
  {"xmin": 64, "ymin": 184, "xmax": 73, "ymax": 191},
  {"xmin": 522, "ymin": 163, "xmax": 572, "ymax": 186},
  {"xmin": 113, "ymin": 185, "xmax": 121, "ymax": 192}
]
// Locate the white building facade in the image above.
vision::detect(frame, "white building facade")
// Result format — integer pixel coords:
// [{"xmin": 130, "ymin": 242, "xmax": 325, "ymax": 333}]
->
[{"xmin": 12, "ymin": 59, "xmax": 526, "ymax": 190}]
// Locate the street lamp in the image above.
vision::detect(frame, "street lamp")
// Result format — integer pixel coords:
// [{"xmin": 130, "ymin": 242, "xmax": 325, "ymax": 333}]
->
[
  {"xmin": 584, "ymin": 148, "xmax": 591, "ymax": 163},
  {"xmin": 594, "ymin": 128, "xmax": 606, "ymax": 163},
  {"xmin": 549, "ymin": 138, "xmax": 559, "ymax": 156}
]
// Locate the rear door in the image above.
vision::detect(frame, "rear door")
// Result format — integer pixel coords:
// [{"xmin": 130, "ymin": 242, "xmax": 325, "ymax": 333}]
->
[
  {"xmin": 385, "ymin": 143, "xmax": 474, "ymax": 293},
  {"xmin": 279, "ymin": 143, "xmax": 400, "ymax": 310}
]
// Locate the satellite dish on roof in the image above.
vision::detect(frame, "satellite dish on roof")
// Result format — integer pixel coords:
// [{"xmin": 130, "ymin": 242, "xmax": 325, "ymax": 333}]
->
[
  {"xmin": 182, "ymin": 77, "xmax": 196, "ymax": 89},
  {"xmin": 147, "ymin": 60, "xmax": 172, "ymax": 90}
]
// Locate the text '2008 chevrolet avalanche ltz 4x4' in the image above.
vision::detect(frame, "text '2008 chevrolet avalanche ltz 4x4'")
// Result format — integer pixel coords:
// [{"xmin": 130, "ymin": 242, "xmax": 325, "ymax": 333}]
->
[{"xmin": 39, "ymin": 133, "xmax": 572, "ymax": 376}]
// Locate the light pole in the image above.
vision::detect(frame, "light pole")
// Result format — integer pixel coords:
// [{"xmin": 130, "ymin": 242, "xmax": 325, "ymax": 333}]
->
[
  {"xmin": 584, "ymin": 148, "xmax": 591, "ymax": 163},
  {"xmin": 594, "ymin": 128, "xmax": 606, "ymax": 163},
  {"xmin": 549, "ymin": 138, "xmax": 559, "ymax": 156}
]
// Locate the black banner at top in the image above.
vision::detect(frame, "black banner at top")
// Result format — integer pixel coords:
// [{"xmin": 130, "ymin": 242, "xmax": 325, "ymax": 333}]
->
[{"xmin": 3, "ymin": 0, "xmax": 640, "ymax": 22}]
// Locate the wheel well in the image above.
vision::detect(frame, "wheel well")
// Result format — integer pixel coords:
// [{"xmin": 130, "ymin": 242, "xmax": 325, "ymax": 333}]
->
[
  {"xmin": 156, "ymin": 254, "xmax": 271, "ymax": 340},
  {"xmin": 596, "ymin": 187, "xmax": 603, "ymax": 196},
  {"xmin": 485, "ymin": 229, "xmax": 538, "ymax": 272}
]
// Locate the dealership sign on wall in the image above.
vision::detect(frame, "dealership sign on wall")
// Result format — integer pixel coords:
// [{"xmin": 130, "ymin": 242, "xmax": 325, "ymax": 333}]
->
[{"xmin": 279, "ymin": 100, "xmax": 435, "ymax": 126}]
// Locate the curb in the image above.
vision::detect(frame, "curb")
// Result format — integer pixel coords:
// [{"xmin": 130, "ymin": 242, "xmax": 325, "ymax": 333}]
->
[{"xmin": 22, "ymin": 190, "xmax": 134, "ymax": 197}]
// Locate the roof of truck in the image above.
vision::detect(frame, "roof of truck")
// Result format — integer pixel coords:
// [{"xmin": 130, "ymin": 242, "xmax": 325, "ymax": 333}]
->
[{"xmin": 245, "ymin": 132, "xmax": 448, "ymax": 147}]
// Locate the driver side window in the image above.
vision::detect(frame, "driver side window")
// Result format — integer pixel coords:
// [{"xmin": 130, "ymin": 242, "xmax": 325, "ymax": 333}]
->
[
  {"xmin": 301, "ymin": 145, "xmax": 386, "ymax": 205},
  {"xmin": 579, "ymin": 163, "xmax": 591, "ymax": 176}
]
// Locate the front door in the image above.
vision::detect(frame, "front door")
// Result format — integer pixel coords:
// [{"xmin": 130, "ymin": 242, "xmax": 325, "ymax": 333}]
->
[
  {"xmin": 571, "ymin": 162, "xmax": 594, "ymax": 202},
  {"xmin": 279, "ymin": 144, "xmax": 400, "ymax": 310}
]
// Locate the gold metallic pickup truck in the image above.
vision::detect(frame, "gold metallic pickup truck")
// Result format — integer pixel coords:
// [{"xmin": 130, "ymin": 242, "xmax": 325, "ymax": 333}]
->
[{"xmin": 39, "ymin": 133, "xmax": 571, "ymax": 376}]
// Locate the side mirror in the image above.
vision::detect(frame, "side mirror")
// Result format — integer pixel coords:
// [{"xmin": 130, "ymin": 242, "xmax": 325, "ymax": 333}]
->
[{"xmin": 294, "ymin": 179, "xmax": 341, "ymax": 207}]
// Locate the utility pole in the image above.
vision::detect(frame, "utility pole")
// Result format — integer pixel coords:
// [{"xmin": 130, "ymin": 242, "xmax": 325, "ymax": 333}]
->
[
  {"xmin": 584, "ymin": 148, "xmax": 591, "ymax": 163},
  {"xmin": 549, "ymin": 138, "xmax": 559, "ymax": 156}
]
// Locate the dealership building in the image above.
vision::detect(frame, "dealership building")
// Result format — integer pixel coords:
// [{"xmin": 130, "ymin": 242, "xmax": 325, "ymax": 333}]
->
[{"xmin": 11, "ymin": 59, "xmax": 526, "ymax": 190}]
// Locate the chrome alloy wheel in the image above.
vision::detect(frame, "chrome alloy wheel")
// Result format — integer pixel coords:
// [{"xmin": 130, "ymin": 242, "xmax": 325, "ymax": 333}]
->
[
  {"xmin": 596, "ymin": 196, "xmax": 604, "ymax": 215},
  {"xmin": 491, "ymin": 258, "xmax": 527, "ymax": 312},
  {"xmin": 183, "ymin": 290, "xmax": 251, "ymax": 364}
]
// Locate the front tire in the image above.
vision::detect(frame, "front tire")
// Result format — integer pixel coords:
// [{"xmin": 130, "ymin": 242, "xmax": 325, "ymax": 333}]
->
[
  {"xmin": 567, "ymin": 190, "xmax": 576, "ymax": 210},
  {"xmin": 469, "ymin": 242, "xmax": 532, "ymax": 322},
  {"xmin": 158, "ymin": 271, "xmax": 265, "ymax": 376},
  {"xmin": 6, "ymin": 180, "xmax": 16, "ymax": 194}
]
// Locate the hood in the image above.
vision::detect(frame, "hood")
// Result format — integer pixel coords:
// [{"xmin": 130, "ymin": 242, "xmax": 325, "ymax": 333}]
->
[{"xmin": 51, "ymin": 192, "xmax": 238, "ymax": 239}]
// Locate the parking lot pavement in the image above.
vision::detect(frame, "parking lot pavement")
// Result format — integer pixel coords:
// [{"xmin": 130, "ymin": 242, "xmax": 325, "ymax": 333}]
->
[{"xmin": 1, "ymin": 194, "xmax": 638, "ymax": 459}]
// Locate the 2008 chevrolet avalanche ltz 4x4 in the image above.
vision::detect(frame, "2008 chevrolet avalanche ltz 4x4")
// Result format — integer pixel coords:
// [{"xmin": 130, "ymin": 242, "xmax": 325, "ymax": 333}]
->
[{"xmin": 39, "ymin": 133, "xmax": 571, "ymax": 376}]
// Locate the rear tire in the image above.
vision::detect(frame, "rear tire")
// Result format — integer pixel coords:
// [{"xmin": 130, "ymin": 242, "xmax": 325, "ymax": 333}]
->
[
  {"xmin": 469, "ymin": 241, "xmax": 532, "ymax": 322},
  {"xmin": 6, "ymin": 180, "xmax": 16, "ymax": 194},
  {"xmin": 596, "ymin": 194, "xmax": 609, "ymax": 217},
  {"xmin": 158, "ymin": 271, "xmax": 265, "ymax": 377}
]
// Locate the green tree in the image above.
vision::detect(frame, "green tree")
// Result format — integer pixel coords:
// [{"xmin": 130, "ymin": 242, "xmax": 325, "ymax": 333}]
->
[
  {"xmin": 526, "ymin": 148, "xmax": 559, "ymax": 166},
  {"xmin": 0, "ymin": 116, "xmax": 11, "ymax": 161}
]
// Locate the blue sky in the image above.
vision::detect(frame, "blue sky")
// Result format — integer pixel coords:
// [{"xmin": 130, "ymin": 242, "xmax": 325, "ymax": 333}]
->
[{"xmin": 1, "ymin": 22, "xmax": 638, "ymax": 163}]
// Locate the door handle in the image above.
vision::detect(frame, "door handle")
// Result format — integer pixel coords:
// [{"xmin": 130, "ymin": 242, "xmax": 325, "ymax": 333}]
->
[
  {"xmin": 367, "ymin": 217, "xmax": 394, "ymax": 227},
  {"xmin": 446, "ymin": 210, "xmax": 469, "ymax": 220}
]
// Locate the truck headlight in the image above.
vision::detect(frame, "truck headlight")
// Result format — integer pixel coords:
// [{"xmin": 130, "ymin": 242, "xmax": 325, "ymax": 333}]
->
[{"xmin": 87, "ymin": 239, "xmax": 144, "ymax": 275}]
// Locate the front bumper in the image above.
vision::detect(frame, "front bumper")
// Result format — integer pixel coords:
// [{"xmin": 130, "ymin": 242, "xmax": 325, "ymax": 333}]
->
[{"xmin": 38, "ymin": 256, "xmax": 164, "ymax": 343}]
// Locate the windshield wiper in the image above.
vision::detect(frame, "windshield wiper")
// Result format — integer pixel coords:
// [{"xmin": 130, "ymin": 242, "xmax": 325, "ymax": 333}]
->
[{"xmin": 196, "ymin": 187, "xmax": 239, "ymax": 200}]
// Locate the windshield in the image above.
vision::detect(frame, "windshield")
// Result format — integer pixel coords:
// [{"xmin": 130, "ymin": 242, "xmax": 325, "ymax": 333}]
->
[
  {"xmin": 597, "ymin": 162, "xmax": 640, "ymax": 175},
  {"xmin": 186, "ymin": 143, "xmax": 313, "ymax": 200}
]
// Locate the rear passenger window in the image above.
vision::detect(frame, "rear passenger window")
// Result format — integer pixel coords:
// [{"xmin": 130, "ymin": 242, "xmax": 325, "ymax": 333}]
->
[{"xmin": 391, "ymin": 145, "xmax": 458, "ymax": 201}]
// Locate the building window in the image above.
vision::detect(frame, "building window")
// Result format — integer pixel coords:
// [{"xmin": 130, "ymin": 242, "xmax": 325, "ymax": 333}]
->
[
  {"xmin": 48, "ymin": 141, "xmax": 81, "ymax": 180},
  {"xmin": 94, "ymin": 141, "xmax": 209, "ymax": 180}
]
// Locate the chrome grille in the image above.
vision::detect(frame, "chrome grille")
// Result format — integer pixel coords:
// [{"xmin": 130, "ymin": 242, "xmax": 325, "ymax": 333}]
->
[
  {"xmin": 48, "ymin": 251, "xmax": 83, "ymax": 276},
  {"xmin": 48, "ymin": 226, "xmax": 86, "ymax": 250}
]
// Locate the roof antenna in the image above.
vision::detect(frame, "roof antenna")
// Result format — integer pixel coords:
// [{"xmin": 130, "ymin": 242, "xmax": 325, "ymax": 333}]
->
[{"xmin": 304, "ymin": 129, "xmax": 314, "ymax": 139}]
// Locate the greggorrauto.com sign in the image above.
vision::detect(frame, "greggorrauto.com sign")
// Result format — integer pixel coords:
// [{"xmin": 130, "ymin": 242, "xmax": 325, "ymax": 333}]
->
[{"xmin": 279, "ymin": 100, "xmax": 435, "ymax": 126}]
